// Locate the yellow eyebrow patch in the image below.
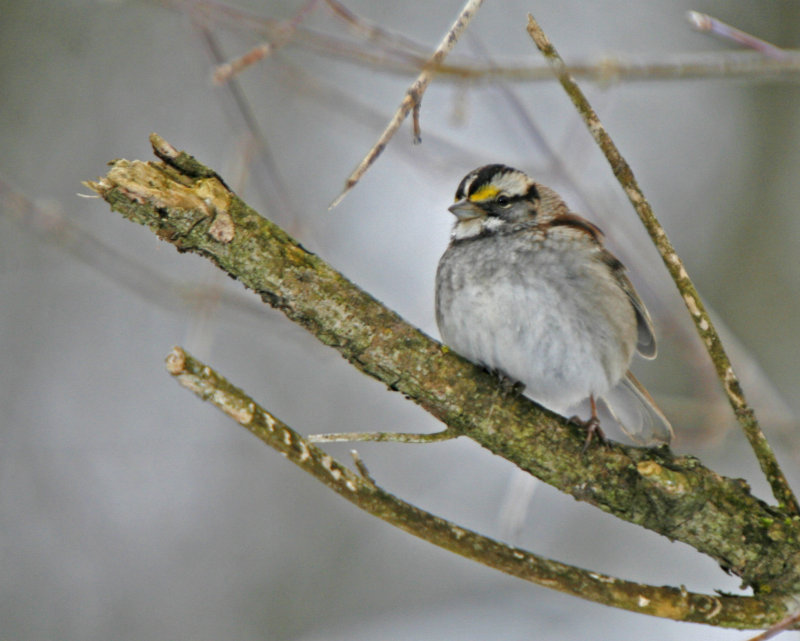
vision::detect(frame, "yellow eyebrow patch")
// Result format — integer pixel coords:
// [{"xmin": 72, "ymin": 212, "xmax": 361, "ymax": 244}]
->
[{"xmin": 469, "ymin": 185, "xmax": 499, "ymax": 202}]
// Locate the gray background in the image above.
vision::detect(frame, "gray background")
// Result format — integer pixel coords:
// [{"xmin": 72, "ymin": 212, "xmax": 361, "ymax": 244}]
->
[{"xmin": 2, "ymin": 1, "xmax": 800, "ymax": 639}]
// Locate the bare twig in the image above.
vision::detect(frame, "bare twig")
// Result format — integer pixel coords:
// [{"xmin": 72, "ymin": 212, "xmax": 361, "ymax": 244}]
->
[
  {"xmin": 270, "ymin": 58, "xmax": 485, "ymax": 170},
  {"xmin": 687, "ymin": 11, "xmax": 790, "ymax": 60},
  {"xmin": 212, "ymin": 0, "xmax": 320, "ymax": 83},
  {"xmin": 329, "ymin": 0, "xmax": 485, "ymax": 208},
  {"xmin": 165, "ymin": 345, "xmax": 790, "ymax": 628},
  {"xmin": 194, "ymin": 27, "xmax": 297, "ymax": 224},
  {"xmin": 212, "ymin": 42, "xmax": 277, "ymax": 84},
  {"xmin": 322, "ymin": 0, "xmax": 431, "ymax": 59},
  {"xmin": 307, "ymin": 429, "xmax": 457, "ymax": 443},
  {"xmin": 745, "ymin": 607, "xmax": 800, "ymax": 641},
  {"xmin": 164, "ymin": 1, "xmax": 800, "ymax": 84},
  {"xmin": 525, "ymin": 13, "xmax": 800, "ymax": 516},
  {"xmin": 349, "ymin": 449, "xmax": 376, "ymax": 485}
]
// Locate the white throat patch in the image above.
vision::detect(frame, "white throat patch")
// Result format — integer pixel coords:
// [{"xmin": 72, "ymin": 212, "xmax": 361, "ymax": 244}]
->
[{"xmin": 451, "ymin": 215, "xmax": 505, "ymax": 241}]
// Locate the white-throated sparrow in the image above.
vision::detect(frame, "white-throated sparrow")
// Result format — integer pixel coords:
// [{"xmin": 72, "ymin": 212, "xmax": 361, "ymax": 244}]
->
[{"xmin": 435, "ymin": 164, "xmax": 673, "ymax": 446}]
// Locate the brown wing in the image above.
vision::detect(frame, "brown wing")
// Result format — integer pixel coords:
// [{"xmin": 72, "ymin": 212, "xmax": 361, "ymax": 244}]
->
[
  {"xmin": 546, "ymin": 206, "xmax": 657, "ymax": 359},
  {"xmin": 601, "ymin": 250, "xmax": 657, "ymax": 359}
]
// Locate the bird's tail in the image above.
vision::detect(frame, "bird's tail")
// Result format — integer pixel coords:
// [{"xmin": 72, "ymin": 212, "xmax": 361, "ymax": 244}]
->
[{"xmin": 601, "ymin": 371, "xmax": 673, "ymax": 445}]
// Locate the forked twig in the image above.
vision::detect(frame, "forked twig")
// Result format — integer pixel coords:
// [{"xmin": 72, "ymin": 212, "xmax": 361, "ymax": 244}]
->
[
  {"xmin": 526, "ymin": 13, "xmax": 799, "ymax": 515},
  {"xmin": 329, "ymin": 0, "xmax": 485, "ymax": 209}
]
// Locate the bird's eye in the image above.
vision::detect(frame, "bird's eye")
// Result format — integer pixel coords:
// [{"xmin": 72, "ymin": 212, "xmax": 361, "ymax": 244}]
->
[{"xmin": 495, "ymin": 194, "xmax": 511, "ymax": 207}]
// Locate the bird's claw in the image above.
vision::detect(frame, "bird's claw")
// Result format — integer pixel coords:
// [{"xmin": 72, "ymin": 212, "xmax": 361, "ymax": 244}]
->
[{"xmin": 569, "ymin": 414, "xmax": 607, "ymax": 453}]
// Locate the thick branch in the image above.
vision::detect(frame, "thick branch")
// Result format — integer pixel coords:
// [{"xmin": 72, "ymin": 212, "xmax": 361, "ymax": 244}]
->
[
  {"xmin": 86, "ymin": 134, "xmax": 800, "ymax": 595},
  {"xmin": 165, "ymin": 346, "xmax": 790, "ymax": 629}
]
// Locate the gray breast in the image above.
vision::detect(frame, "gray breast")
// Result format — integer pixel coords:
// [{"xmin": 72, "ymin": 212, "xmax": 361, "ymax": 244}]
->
[{"xmin": 435, "ymin": 232, "xmax": 637, "ymax": 414}]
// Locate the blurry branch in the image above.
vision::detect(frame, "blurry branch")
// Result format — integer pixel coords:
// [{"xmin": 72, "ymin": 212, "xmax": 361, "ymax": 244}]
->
[
  {"xmin": 323, "ymin": 0, "xmax": 433, "ymax": 56},
  {"xmin": 329, "ymin": 0, "xmax": 485, "ymax": 208},
  {"xmin": 0, "ymin": 173, "xmax": 264, "ymax": 324},
  {"xmin": 211, "ymin": 0, "xmax": 321, "ymax": 83},
  {"xmin": 165, "ymin": 345, "xmax": 789, "ymax": 629},
  {"xmin": 170, "ymin": 0, "xmax": 800, "ymax": 84},
  {"xmin": 687, "ymin": 11, "xmax": 791, "ymax": 60},
  {"xmin": 268, "ymin": 57, "xmax": 486, "ymax": 172},
  {"xmin": 526, "ymin": 13, "xmax": 800, "ymax": 517},
  {"xmin": 195, "ymin": 27, "xmax": 297, "ymax": 224},
  {"xmin": 86, "ymin": 134, "xmax": 800, "ymax": 606}
]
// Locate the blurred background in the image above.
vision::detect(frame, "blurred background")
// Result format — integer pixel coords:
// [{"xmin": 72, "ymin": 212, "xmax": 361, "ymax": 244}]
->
[{"xmin": 2, "ymin": 1, "xmax": 800, "ymax": 639}]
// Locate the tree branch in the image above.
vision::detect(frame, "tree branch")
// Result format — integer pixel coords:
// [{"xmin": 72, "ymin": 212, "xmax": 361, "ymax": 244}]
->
[
  {"xmin": 172, "ymin": 0, "xmax": 800, "ymax": 84},
  {"xmin": 526, "ymin": 13, "xmax": 800, "ymax": 517},
  {"xmin": 85, "ymin": 133, "xmax": 800, "ymax": 596},
  {"xmin": 307, "ymin": 428, "xmax": 457, "ymax": 443},
  {"xmin": 164, "ymin": 345, "xmax": 791, "ymax": 629}
]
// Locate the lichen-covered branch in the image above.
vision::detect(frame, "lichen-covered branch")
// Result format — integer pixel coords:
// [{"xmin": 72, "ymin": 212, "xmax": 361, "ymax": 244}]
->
[
  {"xmin": 526, "ymin": 13, "xmax": 799, "ymax": 517},
  {"xmin": 86, "ymin": 134, "xmax": 800, "ymax": 595},
  {"xmin": 165, "ymin": 346, "xmax": 791, "ymax": 629}
]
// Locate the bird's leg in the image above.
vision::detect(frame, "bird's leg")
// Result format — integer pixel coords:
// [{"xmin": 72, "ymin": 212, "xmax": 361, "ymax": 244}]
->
[{"xmin": 569, "ymin": 395, "xmax": 607, "ymax": 452}]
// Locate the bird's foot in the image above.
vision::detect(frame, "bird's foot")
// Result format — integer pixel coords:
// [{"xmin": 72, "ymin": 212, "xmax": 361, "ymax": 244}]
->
[
  {"xmin": 569, "ymin": 395, "xmax": 607, "ymax": 453},
  {"xmin": 569, "ymin": 415, "xmax": 607, "ymax": 453}
]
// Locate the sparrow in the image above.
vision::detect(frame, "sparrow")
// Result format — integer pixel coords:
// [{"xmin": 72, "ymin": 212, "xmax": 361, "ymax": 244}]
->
[{"xmin": 435, "ymin": 164, "xmax": 673, "ymax": 447}]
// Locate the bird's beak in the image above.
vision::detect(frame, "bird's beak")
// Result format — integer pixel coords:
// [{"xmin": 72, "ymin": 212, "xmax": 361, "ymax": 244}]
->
[{"xmin": 448, "ymin": 199, "xmax": 484, "ymax": 219}]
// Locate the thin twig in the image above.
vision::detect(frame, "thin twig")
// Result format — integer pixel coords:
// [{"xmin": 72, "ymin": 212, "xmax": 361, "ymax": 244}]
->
[
  {"xmin": 212, "ymin": 0, "xmax": 321, "ymax": 83},
  {"xmin": 349, "ymin": 449, "xmax": 376, "ymax": 485},
  {"xmin": 212, "ymin": 42, "xmax": 276, "ymax": 84},
  {"xmin": 687, "ymin": 11, "xmax": 790, "ymax": 60},
  {"xmin": 270, "ymin": 57, "xmax": 485, "ymax": 169},
  {"xmin": 194, "ymin": 27, "xmax": 297, "ymax": 223},
  {"xmin": 329, "ymin": 0, "xmax": 485, "ymax": 208},
  {"xmin": 164, "ymin": 346, "xmax": 789, "ymax": 628},
  {"xmin": 307, "ymin": 429, "xmax": 457, "ymax": 443},
  {"xmin": 526, "ymin": 13, "xmax": 799, "ymax": 516},
  {"xmin": 165, "ymin": 1, "xmax": 800, "ymax": 84},
  {"xmin": 745, "ymin": 607, "xmax": 800, "ymax": 641},
  {"xmin": 323, "ymin": 0, "xmax": 432, "ymax": 59}
]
